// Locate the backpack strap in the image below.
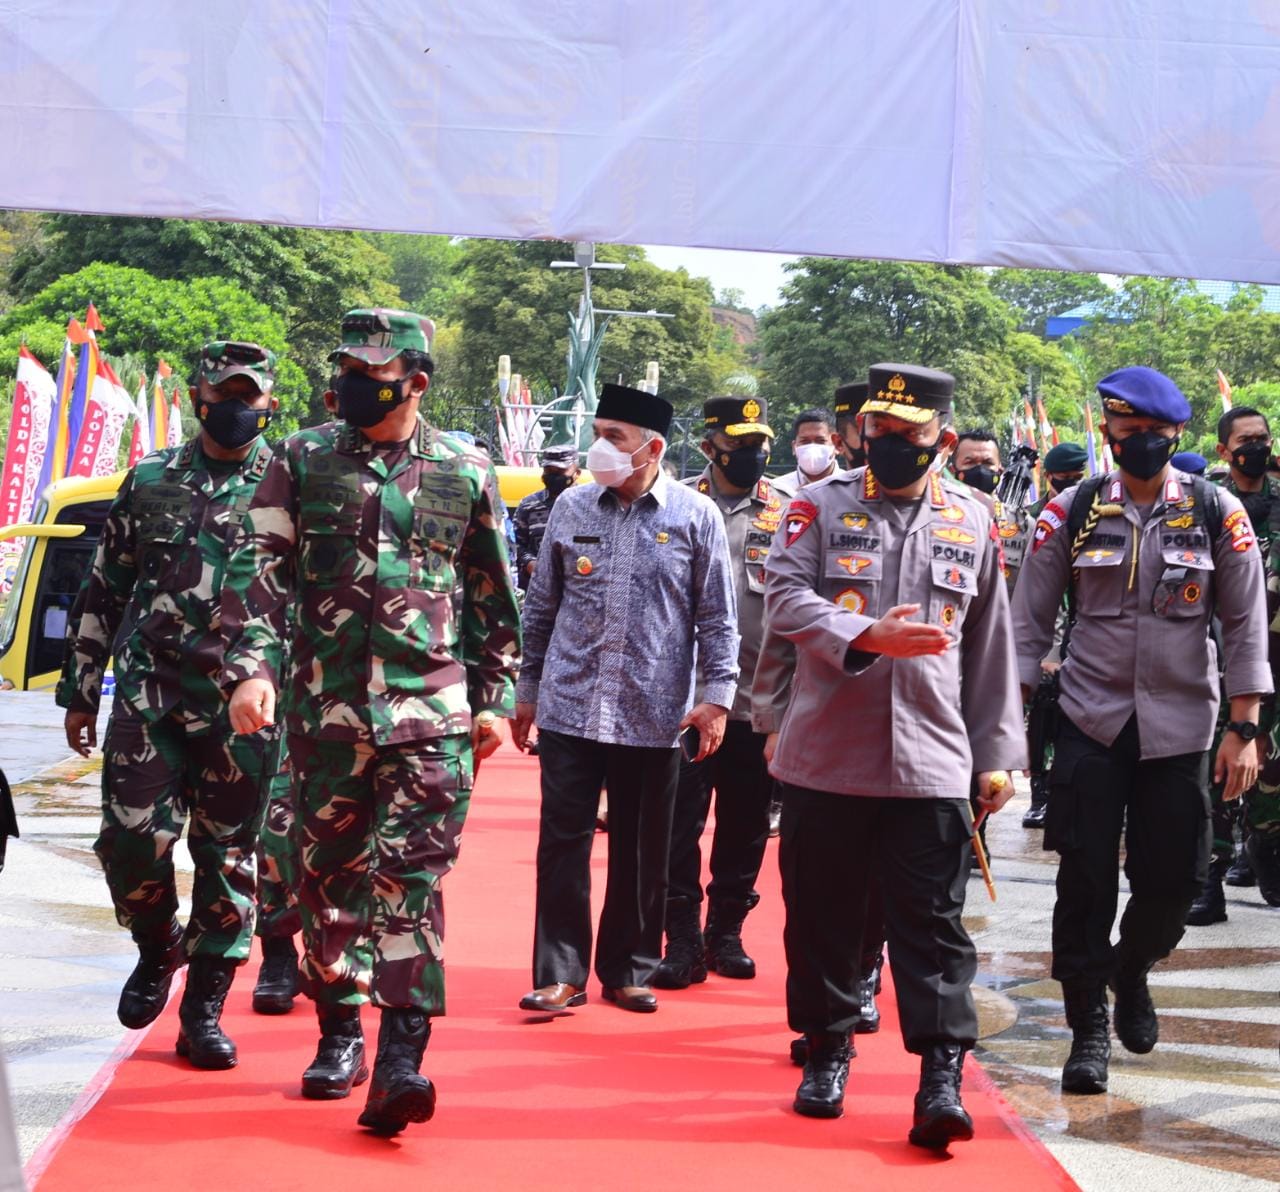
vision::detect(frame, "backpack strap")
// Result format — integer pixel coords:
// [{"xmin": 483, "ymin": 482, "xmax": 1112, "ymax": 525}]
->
[{"xmin": 1061, "ymin": 475, "xmax": 1120, "ymax": 659}]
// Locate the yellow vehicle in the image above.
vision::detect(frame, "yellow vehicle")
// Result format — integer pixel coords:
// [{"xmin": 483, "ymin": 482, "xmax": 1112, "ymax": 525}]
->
[{"xmin": 0, "ymin": 462, "xmax": 548, "ymax": 691}]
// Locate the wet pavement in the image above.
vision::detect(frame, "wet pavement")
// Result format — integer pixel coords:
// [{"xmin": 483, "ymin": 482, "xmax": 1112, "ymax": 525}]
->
[{"xmin": 2, "ymin": 690, "xmax": 1278, "ymax": 1188}]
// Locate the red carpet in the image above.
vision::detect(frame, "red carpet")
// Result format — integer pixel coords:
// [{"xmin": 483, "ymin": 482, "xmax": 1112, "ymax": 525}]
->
[{"xmin": 30, "ymin": 745, "xmax": 1075, "ymax": 1191}]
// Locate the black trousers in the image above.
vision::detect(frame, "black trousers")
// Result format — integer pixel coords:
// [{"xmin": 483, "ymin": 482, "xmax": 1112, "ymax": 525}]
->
[
  {"xmin": 532, "ymin": 730, "xmax": 680, "ymax": 989},
  {"xmin": 1047, "ymin": 714, "xmax": 1210, "ymax": 987},
  {"xmin": 667, "ymin": 718, "xmax": 773, "ymax": 911},
  {"xmin": 778, "ymin": 784, "xmax": 978, "ymax": 1052}
]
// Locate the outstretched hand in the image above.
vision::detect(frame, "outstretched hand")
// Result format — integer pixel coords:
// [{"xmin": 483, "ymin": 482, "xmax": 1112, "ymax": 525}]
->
[{"xmin": 852, "ymin": 604, "xmax": 953, "ymax": 658}]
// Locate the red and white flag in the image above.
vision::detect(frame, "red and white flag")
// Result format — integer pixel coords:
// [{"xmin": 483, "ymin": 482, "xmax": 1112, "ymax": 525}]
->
[
  {"xmin": 2, "ymin": 346, "xmax": 57, "ymax": 529},
  {"xmin": 128, "ymin": 375, "xmax": 151, "ymax": 465},
  {"xmin": 91, "ymin": 358, "xmax": 135, "ymax": 477}
]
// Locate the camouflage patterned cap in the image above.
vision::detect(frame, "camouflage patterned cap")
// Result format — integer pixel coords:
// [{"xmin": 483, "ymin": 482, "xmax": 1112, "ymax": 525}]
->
[
  {"xmin": 199, "ymin": 341, "xmax": 276, "ymax": 391},
  {"xmin": 328, "ymin": 308, "xmax": 436, "ymax": 365}
]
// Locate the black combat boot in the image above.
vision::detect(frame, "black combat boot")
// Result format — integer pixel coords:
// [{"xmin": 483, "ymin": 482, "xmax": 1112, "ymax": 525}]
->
[
  {"xmin": 652, "ymin": 900, "xmax": 707, "ymax": 989},
  {"xmin": 854, "ymin": 951, "xmax": 884, "ymax": 1034},
  {"xmin": 1247, "ymin": 832, "xmax": 1280, "ymax": 907},
  {"xmin": 175, "ymin": 956, "xmax": 238, "ymax": 1070},
  {"xmin": 704, "ymin": 894, "xmax": 759, "ymax": 979},
  {"xmin": 793, "ymin": 1031, "xmax": 853, "ymax": 1118},
  {"xmin": 1224, "ymin": 842, "xmax": 1256, "ymax": 887},
  {"xmin": 357, "ymin": 1008, "xmax": 436, "ymax": 1136},
  {"xmin": 1021, "ymin": 774, "xmax": 1049, "ymax": 829},
  {"xmin": 301, "ymin": 1005, "xmax": 368, "ymax": 1099},
  {"xmin": 1186, "ymin": 858, "xmax": 1228, "ymax": 926},
  {"xmin": 118, "ymin": 919, "xmax": 186, "ymax": 1030},
  {"xmin": 1060, "ymin": 984, "xmax": 1110, "ymax": 1094},
  {"xmin": 908, "ymin": 1043, "xmax": 974, "ymax": 1149},
  {"xmin": 1111, "ymin": 952, "xmax": 1158, "ymax": 1054},
  {"xmin": 252, "ymin": 935, "xmax": 300, "ymax": 1014}
]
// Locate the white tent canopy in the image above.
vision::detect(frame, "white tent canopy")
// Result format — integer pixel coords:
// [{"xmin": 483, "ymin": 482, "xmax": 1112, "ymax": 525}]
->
[{"xmin": 2, "ymin": 1, "xmax": 1278, "ymax": 282}]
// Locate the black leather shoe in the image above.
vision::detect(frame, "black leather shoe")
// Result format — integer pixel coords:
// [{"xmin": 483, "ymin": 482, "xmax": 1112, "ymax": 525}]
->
[
  {"xmin": 601, "ymin": 985, "xmax": 658, "ymax": 1013},
  {"xmin": 1022, "ymin": 775, "xmax": 1049, "ymax": 829},
  {"xmin": 1061, "ymin": 984, "xmax": 1110, "ymax": 1094},
  {"xmin": 358, "ymin": 1009, "xmax": 436, "ymax": 1137},
  {"xmin": 175, "ymin": 956, "xmax": 238, "ymax": 1070},
  {"xmin": 1247, "ymin": 832, "xmax": 1280, "ymax": 907},
  {"xmin": 793, "ymin": 1032, "xmax": 852, "ymax": 1118},
  {"xmin": 1111, "ymin": 966, "xmax": 1158, "ymax": 1054},
  {"xmin": 118, "ymin": 921, "xmax": 186, "ymax": 1030},
  {"xmin": 1224, "ymin": 847, "xmax": 1255, "ymax": 886},
  {"xmin": 908, "ymin": 1044, "xmax": 973, "ymax": 1149},
  {"xmin": 1186, "ymin": 870, "xmax": 1227, "ymax": 926},
  {"xmin": 518, "ymin": 983, "xmax": 586, "ymax": 1013},
  {"xmin": 302, "ymin": 1006, "xmax": 369, "ymax": 1100},
  {"xmin": 253, "ymin": 935, "xmax": 300, "ymax": 1014},
  {"xmin": 653, "ymin": 901, "xmax": 707, "ymax": 990}
]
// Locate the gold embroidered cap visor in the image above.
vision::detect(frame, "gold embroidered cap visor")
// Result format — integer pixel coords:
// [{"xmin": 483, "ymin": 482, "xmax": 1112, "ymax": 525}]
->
[{"xmin": 861, "ymin": 362, "xmax": 955, "ymax": 426}]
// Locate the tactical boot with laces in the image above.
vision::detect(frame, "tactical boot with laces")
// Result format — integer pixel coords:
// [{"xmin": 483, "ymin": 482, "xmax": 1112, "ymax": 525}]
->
[
  {"xmin": 652, "ymin": 900, "xmax": 707, "ymax": 989},
  {"xmin": 252, "ymin": 934, "xmax": 301, "ymax": 1014},
  {"xmin": 175, "ymin": 956, "xmax": 238, "ymax": 1070},
  {"xmin": 302, "ymin": 1005, "xmax": 368, "ymax": 1099},
  {"xmin": 793, "ymin": 1031, "xmax": 853, "ymax": 1119},
  {"xmin": 118, "ymin": 919, "xmax": 186, "ymax": 1030},
  {"xmin": 704, "ymin": 893, "xmax": 760, "ymax": 979},
  {"xmin": 357, "ymin": 1008, "xmax": 436, "ymax": 1136},
  {"xmin": 908, "ymin": 1043, "xmax": 974, "ymax": 1149},
  {"xmin": 1061, "ymin": 984, "xmax": 1110, "ymax": 1094}
]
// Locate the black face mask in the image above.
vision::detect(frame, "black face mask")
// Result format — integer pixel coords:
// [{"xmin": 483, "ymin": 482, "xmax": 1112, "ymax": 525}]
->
[
  {"xmin": 1231, "ymin": 441, "xmax": 1271, "ymax": 479},
  {"xmin": 542, "ymin": 471, "xmax": 572, "ymax": 495},
  {"xmin": 713, "ymin": 445, "xmax": 770, "ymax": 489},
  {"xmin": 1049, "ymin": 473, "xmax": 1084, "ymax": 494},
  {"xmin": 957, "ymin": 465, "xmax": 999, "ymax": 494},
  {"xmin": 846, "ymin": 447, "xmax": 866, "ymax": 468},
  {"xmin": 195, "ymin": 396, "xmax": 271, "ymax": 449},
  {"xmin": 334, "ymin": 371, "xmax": 412, "ymax": 428},
  {"xmin": 865, "ymin": 434, "xmax": 938, "ymax": 490},
  {"xmin": 1112, "ymin": 429, "xmax": 1178, "ymax": 481}
]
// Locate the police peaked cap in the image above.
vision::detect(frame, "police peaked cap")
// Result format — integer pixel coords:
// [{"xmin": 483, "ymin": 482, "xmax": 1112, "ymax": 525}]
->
[
  {"xmin": 833, "ymin": 382, "xmax": 868, "ymax": 418},
  {"xmin": 596, "ymin": 382, "xmax": 673, "ymax": 438},
  {"xmin": 1096, "ymin": 366, "xmax": 1191, "ymax": 423},
  {"xmin": 702, "ymin": 395, "xmax": 773, "ymax": 438},
  {"xmin": 863, "ymin": 364, "xmax": 954, "ymax": 425}
]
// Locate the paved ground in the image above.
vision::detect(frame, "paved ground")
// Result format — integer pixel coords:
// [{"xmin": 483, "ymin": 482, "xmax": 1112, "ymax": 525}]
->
[{"xmin": 2, "ymin": 689, "xmax": 1277, "ymax": 1188}]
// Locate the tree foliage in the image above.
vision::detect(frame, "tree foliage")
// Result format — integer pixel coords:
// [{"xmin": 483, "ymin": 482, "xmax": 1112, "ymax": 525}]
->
[{"xmin": 989, "ymin": 268, "xmax": 1110, "ymax": 336}]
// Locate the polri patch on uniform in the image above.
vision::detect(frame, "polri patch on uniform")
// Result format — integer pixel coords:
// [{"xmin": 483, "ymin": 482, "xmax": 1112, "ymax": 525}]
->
[
  {"xmin": 1078, "ymin": 548, "xmax": 1119, "ymax": 565},
  {"xmin": 934, "ymin": 526, "xmax": 976, "ymax": 545},
  {"xmin": 783, "ymin": 499, "xmax": 819, "ymax": 546},
  {"xmin": 1225, "ymin": 508, "xmax": 1256, "ymax": 553},
  {"xmin": 834, "ymin": 587, "xmax": 867, "ymax": 614},
  {"xmin": 1165, "ymin": 513, "xmax": 1194, "ymax": 529},
  {"xmin": 932, "ymin": 561, "xmax": 973, "ymax": 592}
]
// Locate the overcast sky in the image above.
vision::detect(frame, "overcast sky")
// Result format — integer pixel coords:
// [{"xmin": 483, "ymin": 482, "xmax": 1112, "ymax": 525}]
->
[{"xmin": 640, "ymin": 244, "xmax": 798, "ymax": 312}]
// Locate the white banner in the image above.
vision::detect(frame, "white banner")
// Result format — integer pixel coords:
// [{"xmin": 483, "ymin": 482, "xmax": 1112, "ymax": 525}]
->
[{"xmin": 1, "ymin": 2, "xmax": 1278, "ymax": 282}]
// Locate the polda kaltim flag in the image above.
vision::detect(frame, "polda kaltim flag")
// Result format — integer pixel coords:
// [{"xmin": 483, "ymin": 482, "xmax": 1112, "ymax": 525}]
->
[{"xmin": 2, "ymin": 346, "xmax": 57, "ymax": 529}]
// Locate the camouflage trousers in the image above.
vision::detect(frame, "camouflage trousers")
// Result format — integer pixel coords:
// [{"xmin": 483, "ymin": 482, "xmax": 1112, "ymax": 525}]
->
[
  {"xmin": 255, "ymin": 767, "xmax": 301, "ymax": 939},
  {"xmin": 94, "ymin": 699, "xmax": 272, "ymax": 959},
  {"xmin": 287, "ymin": 732, "xmax": 473, "ymax": 1014},
  {"xmin": 1209, "ymin": 694, "xmax": 1280, "ymax": 863}
]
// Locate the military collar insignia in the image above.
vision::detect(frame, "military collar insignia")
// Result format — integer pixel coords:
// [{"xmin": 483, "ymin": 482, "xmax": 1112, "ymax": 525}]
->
[
  {"xmin": 928, "ymin": 472, "xmax": 945, "ymax": 508},
  {"xmin": 754, "ymin": 476, "xmax": 774, "ymax": 504},
  {"xmin": 862, "ymin": 469, "xmax": 880, "ymax": 501},
  {"xmin": 1107, "ymin": 477, "xmax": 1123, "ymax": 503},
  {"xmin": 697, "ymin": 475, "xmax": 711, "ymax": 495},
  {"xmin": 1163, "ymin": 475, "xmax": 1184, "ymax": 506},
  {"xmin": 176, "ymin": 441, "xmax": 197, "ymax": 469},
  {"xmin": 246, "ymin": 440, "xmax": 273, "ymax": 479}
]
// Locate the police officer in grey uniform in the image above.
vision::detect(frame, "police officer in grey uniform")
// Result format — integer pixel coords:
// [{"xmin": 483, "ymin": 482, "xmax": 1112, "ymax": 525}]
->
[
  {"xmin": 1011, "ymin": 366, "xmax": 1270, "ymax": 1096},
  {"xmin": 654, "ymin": 396, "xmax": 783, "ymax": 990},
  {"xmin": 765, "ymin": 363, "xmax": 1026, "ymax": 1150}
]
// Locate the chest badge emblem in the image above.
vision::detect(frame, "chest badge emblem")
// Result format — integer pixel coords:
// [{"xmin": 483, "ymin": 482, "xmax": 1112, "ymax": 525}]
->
[{"xmin": 576, "ymin": 556, "xmax": 593, "ymax": 576}]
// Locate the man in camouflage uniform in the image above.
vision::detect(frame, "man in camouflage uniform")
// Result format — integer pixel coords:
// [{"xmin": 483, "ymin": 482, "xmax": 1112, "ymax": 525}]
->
[
  {"xmin": 60, "ymin": 342, "xmax": 282, "ymax": 1070},
  {"xmin": 223, "ymin": 309, "xmax": 521, "ymax": 1136},
  {"xmin": 514, "ymin": 444, "xmax": 580, "ymax": 591},
  {"xmin": 1187, "ymin": 406, "xmax": 1280, "ymax": 917}
]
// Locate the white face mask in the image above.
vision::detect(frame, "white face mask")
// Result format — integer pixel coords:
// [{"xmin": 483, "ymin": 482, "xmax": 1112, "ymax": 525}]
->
[
  {"xmin": 796, "ymin": 441, "xmax": 835, "ymax": 477},
  {"xmin": 587, "ymin": 436, "xmax": 646, "ymax": 487}
]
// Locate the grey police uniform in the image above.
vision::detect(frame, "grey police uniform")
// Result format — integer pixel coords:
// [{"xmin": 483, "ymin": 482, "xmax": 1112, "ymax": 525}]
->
[
  {"xmin": 1011, "ymin": 469, "xmax": 1271, "ymax": 987},
  {"xmin": 765, "ymin": 465, "xmax": 1026, "ymax": 1049}
]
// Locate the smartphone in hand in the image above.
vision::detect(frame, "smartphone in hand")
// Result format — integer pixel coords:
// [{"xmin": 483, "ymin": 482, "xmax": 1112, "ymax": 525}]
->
[{"xmin": 679, "ymin": 725, "xmax": 701, "ymax": 762}]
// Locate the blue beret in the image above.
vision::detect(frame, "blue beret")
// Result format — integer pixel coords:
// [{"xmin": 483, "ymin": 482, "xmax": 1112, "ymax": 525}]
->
[
  {"xmin": 1043, "ymin": 442, "xmax": 1088, "ymax": 472},
  {"xmin": 1170, "ymin": 451, "xmax": 1207, "ymax": 476},
  {"xmin": 1096, "ymin": 366, "xmax": 1191, "ymax": 423}
]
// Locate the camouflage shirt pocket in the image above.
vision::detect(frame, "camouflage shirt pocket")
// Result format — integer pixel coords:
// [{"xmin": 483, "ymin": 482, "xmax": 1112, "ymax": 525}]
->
[
  {"xmin": 300, "ymin": 513, "xmax": 360, "ymax": 584},
  {"xmin": 135, "ymin": 512, "xmax": 201, "ymax": 592}
]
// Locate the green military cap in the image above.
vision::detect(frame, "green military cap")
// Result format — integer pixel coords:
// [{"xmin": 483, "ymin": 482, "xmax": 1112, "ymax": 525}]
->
[
  {"xmin": 199, "ymin": 341, "xmax": 276, "ymax": 390},
  {"xmin": 329, "ymin": 308, "xmax": 436, "ymax": 365}
]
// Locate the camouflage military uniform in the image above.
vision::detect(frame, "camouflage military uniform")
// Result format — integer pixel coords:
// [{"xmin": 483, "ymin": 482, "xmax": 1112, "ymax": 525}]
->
[
  {"xmin": 255, "ymin": 762, "xmax": 300, "ymax": 939},
  {"xmin": 221, "ymin": 414, "xmax": 521, "ymax": 1012},
  {"xmin": 1213, "ymin": 474, "xmax": 1280, "ymax": 857},
  {"xmin": 514, "ymin": 488, "xmax": 558, "ymax": 591},
  {"xmin": 58, "ymin": 437, "xmax": 278, "ymax": 958}
]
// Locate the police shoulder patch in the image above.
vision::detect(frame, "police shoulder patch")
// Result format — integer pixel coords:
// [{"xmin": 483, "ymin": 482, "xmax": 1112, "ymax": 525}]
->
[{"xmin": 783, "ymin": 499, "xmax": 819, "ymax": 547}]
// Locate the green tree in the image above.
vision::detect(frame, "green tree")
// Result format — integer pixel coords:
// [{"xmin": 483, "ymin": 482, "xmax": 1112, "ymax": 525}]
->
[
  {"xmin": 0, "ymin": 262, "xmax": 310, "ymax": 436},
  {"xmin": 9, "ymin": 215, "xmax": 399, "ymax": 420},
  {"xmin": 757, "ymin": 259, "xmax": 1021, "ymax": 430},
  {"xmin": 366, "ymin": 233, "xmax": 463, "ymax": 319},
  {"xmin": 448, "ymin": 240, "xmax": 718, "ymax": 417},
  {"xmin": 989, "ymin": 269, "xmax": 1110, "ymax": 336}
]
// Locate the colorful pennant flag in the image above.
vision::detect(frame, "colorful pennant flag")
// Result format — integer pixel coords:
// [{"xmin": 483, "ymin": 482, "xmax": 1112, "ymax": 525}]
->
[
  {"xmin": 128, "ymin": 375, "xmax": 151, "ymax": 466},
  {"xmin": 1083, "ymin": 402, "xmax": 1099, "ymax": 476},
  {"xmin": 2, "ymin": 347, "xmax": 57, "ymax": 528},
  {"xmin": 1216, "ymin": 369, "xmax": 1233, "ymax": 413}
]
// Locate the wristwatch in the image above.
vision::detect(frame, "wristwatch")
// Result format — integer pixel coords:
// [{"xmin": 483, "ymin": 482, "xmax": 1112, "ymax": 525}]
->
[
  {"xmin": 475, "ymin": 711, "xmax": 498, "ymax": 735},
  {"xmin": 1225, "ymin": 720, "xmax": 1260, "ymax": 741}
]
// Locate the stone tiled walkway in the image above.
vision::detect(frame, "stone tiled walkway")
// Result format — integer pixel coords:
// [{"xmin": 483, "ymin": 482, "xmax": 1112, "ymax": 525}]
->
[{"xmin": 2, "ymin": 691, "xmax": 1278, "ymax": 1189}]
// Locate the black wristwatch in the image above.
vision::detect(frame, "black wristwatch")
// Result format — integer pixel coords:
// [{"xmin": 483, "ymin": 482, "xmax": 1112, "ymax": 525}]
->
[{"xmin": 1226, "ymin": 720, "xmax": 1260, "ymax": 741}]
